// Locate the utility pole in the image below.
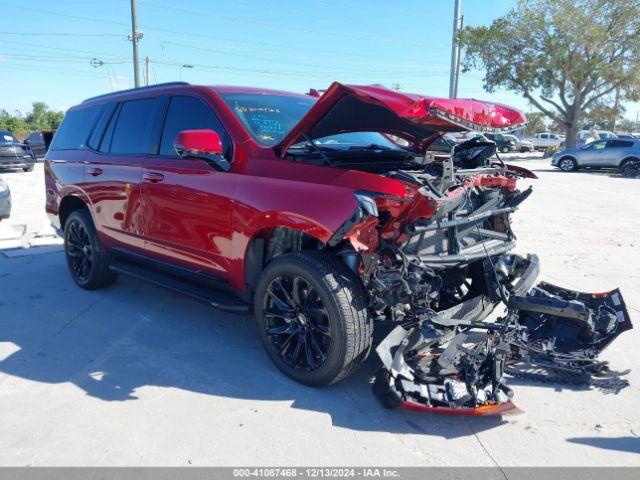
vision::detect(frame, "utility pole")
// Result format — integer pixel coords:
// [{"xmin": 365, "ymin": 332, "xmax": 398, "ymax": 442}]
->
[
  {"xmin": 128, "ymin": 0, "xmax": 143, "ymax": 88},
  {"xmin": 145, "ymin": 56, "xmax": 150, "ymax": 87},
  {"xmin": 453, "ymin": 14, "xmax": 464, "ymax": 98},
  {"xmin": 449, "ymin": 0, "xmax": 462, "ymax": 98}
]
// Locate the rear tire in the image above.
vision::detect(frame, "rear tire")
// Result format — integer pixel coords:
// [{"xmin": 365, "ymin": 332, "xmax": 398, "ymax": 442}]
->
[
  {"xmin": 501, "ymin": 146, "xmax": 510, "ymax": 154},
  {"xmin": 254, "ymin": 251, "xmax": 372, "ymax": 387},
  {"xmin": 23, "ymin": 165, "xmax": 34, "ymax": 172},
  {"xmin": 64, "ymin": 209, "xmax": 118, "ymax": 290},
  {"xmin": 620, "ymin": 159, "xmax": 639, "ymax": 178},
  {"xmin": 559, "ymin": 157, "xmax": 578, "ymax": 172}
]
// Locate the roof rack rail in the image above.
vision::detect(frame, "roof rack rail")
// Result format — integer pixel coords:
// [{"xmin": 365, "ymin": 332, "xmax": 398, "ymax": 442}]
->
[{"xmin": 82, "ymin": 82, "xmax": 190, "ymax": 103}]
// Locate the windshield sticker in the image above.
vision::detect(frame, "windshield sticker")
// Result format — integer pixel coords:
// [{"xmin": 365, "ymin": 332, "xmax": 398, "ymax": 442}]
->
[{"xmin": 250, "ymin": 114, "xmax": 285, "ymax": 141}]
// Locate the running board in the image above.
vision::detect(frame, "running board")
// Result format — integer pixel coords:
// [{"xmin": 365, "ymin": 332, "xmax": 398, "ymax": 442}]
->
[{"xmin": 109, "ymin": 259, "xmax": 250, "ymax": 313}]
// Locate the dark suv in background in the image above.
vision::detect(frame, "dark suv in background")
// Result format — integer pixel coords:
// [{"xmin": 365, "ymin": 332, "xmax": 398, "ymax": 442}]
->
[
  {"xmin": 0, "ymin": 130, "xmax": 36, "ymax": 172},
  {"xmin": 484, "ymin": 133, "xmax": 517, "ymax": 153}
]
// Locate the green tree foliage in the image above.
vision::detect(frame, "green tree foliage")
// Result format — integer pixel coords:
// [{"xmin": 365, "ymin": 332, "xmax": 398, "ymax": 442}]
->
[
  {"xmin": 0, "ymin": 102, "xmax": 63, "ymax": 140},
  {"xmin": 523, "ymin": 112, "xmax": 548, "ymax": 135},
  {"xmin": 617, "ymin": 118, "xmax": 639, "ymax": 132},
  {"xmin": 460, "ymin": 0, "xmax": 640, "ymax": 147},
  {"xmin": 581, "ymin": 101, "xmax": 626, "ymax": 130}
]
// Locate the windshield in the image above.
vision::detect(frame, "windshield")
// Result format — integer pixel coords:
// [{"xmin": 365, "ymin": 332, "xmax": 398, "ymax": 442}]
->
[{"xmin": 220, "ymin": 92, "xmax": 403, "ymax": 150}]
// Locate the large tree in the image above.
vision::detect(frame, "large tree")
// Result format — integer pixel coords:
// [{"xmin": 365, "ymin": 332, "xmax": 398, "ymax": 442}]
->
[{"xmin": 460, "ymin": 0, "xmax": 640, "ymax": 147}]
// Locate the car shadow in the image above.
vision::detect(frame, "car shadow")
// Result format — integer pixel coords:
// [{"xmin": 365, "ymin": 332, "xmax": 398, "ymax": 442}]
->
[
  {"xmin": 566, "ymin": 437, "xmax": 640, "ymax": 454},
  {"xmin": 0, "ymin": 255, "xmax": 508, "ymax": 438}
]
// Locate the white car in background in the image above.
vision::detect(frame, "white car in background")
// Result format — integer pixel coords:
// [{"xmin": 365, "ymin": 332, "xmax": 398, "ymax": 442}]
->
[
  {"xmin": 522, "ymin": 132, "xmax": 564, "ymax": 150},
  {"xmin": 576, "ymin": 130, "xmax": 617, "ymax": 146}
]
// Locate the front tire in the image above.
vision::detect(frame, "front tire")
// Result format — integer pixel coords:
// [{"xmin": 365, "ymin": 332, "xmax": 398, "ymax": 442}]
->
[
  {"xmin": 501, "ymin": 146, "xmax": 510, "ymax": 154},
  {"xmin": 559, "ymin": 157, "xmax": 578, "ymax": 171},
  {"xmin": 254, "ymin": 251, "xmax": 372, "ymax": 387},
  {"xmin": 64, "ymin": 209, "xmax": 118, "ymax": 290},
  {"xmin": 23, "ymin": 165, "xmax": 34, "ymax": 172}
]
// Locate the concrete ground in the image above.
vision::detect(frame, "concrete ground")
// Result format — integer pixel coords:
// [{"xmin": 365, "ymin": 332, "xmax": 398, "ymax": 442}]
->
[{"xmin": 0, "ymin": 156, "xmax": 638, "ymax": 466}]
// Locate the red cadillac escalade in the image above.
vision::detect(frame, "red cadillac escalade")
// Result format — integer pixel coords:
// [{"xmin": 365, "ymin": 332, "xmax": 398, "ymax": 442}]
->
[{"xmin": 45, "ymin": 81, "xmax": 528, "ymax": 387}]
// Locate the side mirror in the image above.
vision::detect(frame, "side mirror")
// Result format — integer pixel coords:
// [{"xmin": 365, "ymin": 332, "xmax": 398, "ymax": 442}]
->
[
  {"xmin": 174, "ymin": 129, "xmax": 230, "ymax": 172},
  {"xmin": 23, "ymin": 139, "xmax": 31, "ymax": 144}
]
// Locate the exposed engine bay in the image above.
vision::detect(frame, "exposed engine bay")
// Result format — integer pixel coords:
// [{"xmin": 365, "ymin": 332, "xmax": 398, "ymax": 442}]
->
[{"xmin": 327, "ymin": 139, "xmax": 633, "ymax": 415}]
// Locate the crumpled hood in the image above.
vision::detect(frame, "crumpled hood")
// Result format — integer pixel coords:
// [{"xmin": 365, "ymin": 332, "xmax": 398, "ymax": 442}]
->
[{"xmin": 275, "ymin": 82, "xmax": 527, "ymax": 156}]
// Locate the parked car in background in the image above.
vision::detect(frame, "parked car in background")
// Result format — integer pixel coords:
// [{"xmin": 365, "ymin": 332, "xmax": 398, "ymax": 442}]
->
[
  {"xmin": 504, "ymin": 134, "xmax": 534, "ymax": 152},
  {"xmin": 522, "ymin": 132, "xmax": 564, "ymax": 150},
  {"xmin": 0, "ymin": 130, "xmax": 36, "ymax": 171},
  {"xmin": 23, "ymin": 131, "xmax": 48, "ymax": 157},
  {"xmin": 0, "ymin": 178, "xmax": 10, "ymax": 220},
  {"xmin": 552, "ymin": 138, "xmax": 640, "ymax": 175},
  {"xmin": 575, "ymin": 129, "xmax": 617, "ymax": 146},
  {"xmin": 484, "ymin": 133, "xmax": 517, "ymax": 153}
]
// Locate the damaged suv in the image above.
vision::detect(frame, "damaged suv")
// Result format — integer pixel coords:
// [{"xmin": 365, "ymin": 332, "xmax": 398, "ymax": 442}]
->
[{"xmin": 46, "ymin": 82, "xmax": 631, "ymax": 413}]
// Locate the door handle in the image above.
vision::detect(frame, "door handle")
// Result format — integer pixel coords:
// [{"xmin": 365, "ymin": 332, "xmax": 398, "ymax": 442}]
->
[
  {"xmin": 143, "ymin": 172, "xmax": 165, "ymax": 183},
  {"xmin": 88, "ymin": 168, "xmax": 103, "ymax": 176}
]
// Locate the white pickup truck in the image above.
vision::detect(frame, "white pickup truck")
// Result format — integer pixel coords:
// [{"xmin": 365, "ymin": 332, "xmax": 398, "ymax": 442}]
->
[{"xmin": 522, "ymin": 132, "xmax": 564, "ymax": 150}]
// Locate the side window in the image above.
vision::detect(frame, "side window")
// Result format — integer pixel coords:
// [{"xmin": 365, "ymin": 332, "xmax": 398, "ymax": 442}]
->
[
  {"xmin": 592, "ymin": 140, "xmax": 607, "ymax": 150},
  {"xmin": 606, "ymin": 140, "xmax": 633, "ymax": 148},
  {"xmin": 110, "ymin": 97, "xmax": 161, "ymax": 155},
  {"xmin": 49, "ymin": 104, "xmax": 105, "ymax": 150},
  {"xmin": 540, "ymin": 134, "xmax": 548, "ymax": 139},
  {"xmin": 159, "ymin": 95, "xmax": 232, "ymax": 158},
  {"xmin": 87, "ymin": 102, "xmax": 117, "ymax": 150}
]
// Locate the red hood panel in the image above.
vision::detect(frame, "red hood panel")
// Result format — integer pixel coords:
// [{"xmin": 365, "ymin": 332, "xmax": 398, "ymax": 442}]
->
[{"xmin": 275, "ymin": 82, "xmax": 526, "ymax": 155}]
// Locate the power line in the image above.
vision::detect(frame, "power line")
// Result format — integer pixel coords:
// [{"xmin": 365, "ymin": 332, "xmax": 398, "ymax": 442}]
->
[
  {"xmin": 0, "ymin": 31, "xmax": 123, "ymax": 37},
  {"xmin": 159, "ymin": 41, "xmax": 449, "ymax": 76},
  {"xmin": 0, "ymin": 38, "xmax": 451, "ymax": 81},
  {"xmin": 0, "ymin": 63, "xmax": 128, "ymax": 80},
  {"xmin": 0, "ymin": 2, "xmax": 445, "ymax": 64},
  {"xmin": 0, "ymin": 3, "xmax": 130, "ymax": 27},
  {"xmin": 0, "ymin": 39, "xmax": 130, "ymax": 62},
  {"xmin": 132, "ymin": 0, "xmax": 432, "ymax": 48}
]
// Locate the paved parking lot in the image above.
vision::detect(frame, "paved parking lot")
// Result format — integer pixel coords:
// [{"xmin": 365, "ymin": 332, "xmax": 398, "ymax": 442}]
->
[{"xmin": 0, "ymin": 157, "xmax": 638, "ymax": 466}]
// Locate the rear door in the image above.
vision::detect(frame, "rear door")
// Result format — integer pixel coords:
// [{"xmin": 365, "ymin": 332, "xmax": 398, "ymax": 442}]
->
[
  {"xmin": 600, "ymin": 140, "xmax": 635, "ymax": 167},
  {"xmin": 84, "ymin": 96, "xmax": 163, "ymax": 252},
  {"xmin": 140, "ymin": 94, "xmax": 237, "ymax": 279}
]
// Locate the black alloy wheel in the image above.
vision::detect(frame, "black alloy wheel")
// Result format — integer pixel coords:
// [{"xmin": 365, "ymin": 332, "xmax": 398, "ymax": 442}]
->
[
  {"xmin": 254, "ymin": 251, "xmax": 372, "ymax": 387},
  {"xmin": 263, "ymin": 274, "xmax": 331, "ymax": 372},
  {"xmin": 66, "ymin": 220, "xmax": 94, "ymax": 283},
  {"xmin": 64, "ymin": 209, "xmax": 118, "ymax": 290}
]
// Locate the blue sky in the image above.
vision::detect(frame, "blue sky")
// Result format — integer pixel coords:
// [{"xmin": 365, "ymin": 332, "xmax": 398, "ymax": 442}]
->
[{"xmin": 0, "ymin": 0, "xmax": 637, "ymax": 122}]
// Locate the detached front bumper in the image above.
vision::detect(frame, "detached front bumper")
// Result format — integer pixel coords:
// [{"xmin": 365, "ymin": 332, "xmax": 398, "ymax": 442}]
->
[{"xmin": 373, "ymin": 254, "xmax": 632, "ymax": 415}]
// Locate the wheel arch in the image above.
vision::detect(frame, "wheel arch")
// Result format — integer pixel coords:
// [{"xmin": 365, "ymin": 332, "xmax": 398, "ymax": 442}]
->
[
  {"xmin": 59, "ymin": 194, "xmax": 90, "ymax": 229},
  {"xmin": 242, "ymin": 224, "xmax": 327, "ymax": 299},
  {"xmin": 619, "ymin": 156, "xmax": 640, "ymax": 167}
]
